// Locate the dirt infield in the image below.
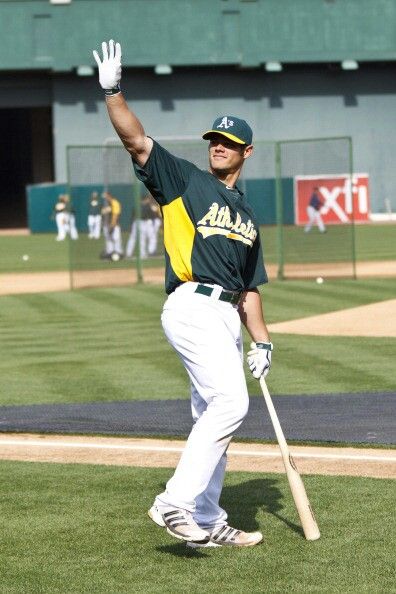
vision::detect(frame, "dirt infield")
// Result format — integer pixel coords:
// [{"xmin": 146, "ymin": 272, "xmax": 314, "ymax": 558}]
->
[
  {"xmin": 0, "ymin": 268, "xmax": 159, "ymax": 295},
  {"xmin": 1, "ymin": 259, "xmax": 396, "ymax": 296},
  {"xmin": 0, "ymin": 228, "xmax": 29, "ymax": 236},
  {"xmin": 269, "ymin": 298, "xmax": 396, "ymax": 337},
  {"xmin": 0, "ymin": 433, "xmax": 395, "ymax": 479},
  {"xmin": 283, "ymin": 260, "xmax": 396, "ymax": 278}
]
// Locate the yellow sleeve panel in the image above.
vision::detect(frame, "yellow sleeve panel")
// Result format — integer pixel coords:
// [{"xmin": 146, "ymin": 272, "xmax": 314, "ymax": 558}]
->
[
  {"xmin": 162, "ymin": 197, "xmax": 195, "ymax": 282},
  {"xmin": 111, "ymin": 198, "xmax": 121, "ymax": 226}
]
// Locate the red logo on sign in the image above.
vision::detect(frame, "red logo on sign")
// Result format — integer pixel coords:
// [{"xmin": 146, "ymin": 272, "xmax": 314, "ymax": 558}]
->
[{"xmin": 295, "ymin": 174, "xmax": 370, "ymax": 225}]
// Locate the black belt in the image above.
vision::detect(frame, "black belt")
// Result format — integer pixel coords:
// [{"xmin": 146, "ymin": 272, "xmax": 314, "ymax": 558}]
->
[{"xmin": 195, "ymin": 284, "xmax": 242, "ymax": 305}]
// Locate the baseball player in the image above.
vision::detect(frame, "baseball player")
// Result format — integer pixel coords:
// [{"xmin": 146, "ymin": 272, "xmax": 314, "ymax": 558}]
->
[
  {"xmin": 101, "ymin": 190, "xmax": 123, "ymax": 259},
  {"xmin": 53, "ymin": 194, "xmax": 78, "ymax": 241},
  {"xmin": 304, "ymin": 187, "xmax": 326, "ymax": 233},
  {"xmin": 147, "ymin": 194, "xmax": 162, "ymax": 256},
  {"xmin": 126, "ymin": 192, "xmax": 156, "ymax": 259},
  {"xmin": 53, "ymin": 194, "xmax": 69, "ymax": 241},
  {"xmin": 65, "ymin": 195, "xmax": 79, "ymax": 240},
  {"xmin": 87, "ymin": 191, "xmax": 102, "ymax": 239},
  {"xmin": 94, "ymin": 40, "xmax": 273, "ymax": 548}
]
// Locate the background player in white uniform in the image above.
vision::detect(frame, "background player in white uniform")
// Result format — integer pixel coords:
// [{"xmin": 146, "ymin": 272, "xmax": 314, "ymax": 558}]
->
[
  {"xmin": 53, "ymin": 194, "xmax": 78, "ymax": 241},
  {"xmin": 94, "ymin": 40, "xmax": 273, "ymax": 548},
  {"xmin": 147, "ymin": 194, "xmax": 162, "ymax": 256},
  {"xmin": 305, "ymin": 187, "xmax": 326, "ymax": 233},
  {"xmin": 66, "ymin": 195, "xmax": 79, "ymax": 240},
  {"xmin": 87, "ymin": 191, "xmax": 102, "ymax": 239},
  {"xmin": 126, "ymin": 192, "xmax": 157, "ymax": 259},
  {"xmin": 53, "ymin": 194, "xmax": 69, "ymax": 241},
  {"xmin": 101, "ymin": 190, "xmax": 123, "ymax": 258}
]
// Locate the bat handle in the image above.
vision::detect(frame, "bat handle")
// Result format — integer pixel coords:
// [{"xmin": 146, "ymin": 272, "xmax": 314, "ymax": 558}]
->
[{"xmin": 259, "ymin": 376, "xmax": 288, "ymax": 452}]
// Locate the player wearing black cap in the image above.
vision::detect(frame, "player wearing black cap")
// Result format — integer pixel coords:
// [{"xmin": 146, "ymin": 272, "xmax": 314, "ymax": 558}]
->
[{"xmin": 94, "ymin": 40, "xmax": 273, "ymax": 548}]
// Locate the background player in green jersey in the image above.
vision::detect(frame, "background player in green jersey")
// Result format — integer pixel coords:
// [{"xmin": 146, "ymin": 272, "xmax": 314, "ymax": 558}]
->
[
  {"xmin": 94, "ymin": 40, "xmax": 273, "ymax": 548},
  {"xmin": 87, "ymin": 191, "xmax": 102, "ymax": 239}
]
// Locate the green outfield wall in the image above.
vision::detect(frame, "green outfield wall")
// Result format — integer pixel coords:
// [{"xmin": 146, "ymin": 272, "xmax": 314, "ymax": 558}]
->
[
  {"xmin": 26, "ymin": 179, "xmax": 295, "ymax": 233},
  {"xmin": 27, "ymin": 183, "xmax": 136, "ymax": 233},
  {"xmin": 27, "ymin": 183, "xmax": 67, "ymax": 234}
]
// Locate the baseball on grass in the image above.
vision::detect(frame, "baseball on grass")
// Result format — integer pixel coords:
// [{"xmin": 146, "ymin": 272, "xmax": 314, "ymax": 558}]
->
[
  {"xmin": 316, "ymin": 276, "xmax": 324, "ymax": 284},
  {"xmin": 22, "ymin": 254, "xmax": 30, "ymax": 261}
]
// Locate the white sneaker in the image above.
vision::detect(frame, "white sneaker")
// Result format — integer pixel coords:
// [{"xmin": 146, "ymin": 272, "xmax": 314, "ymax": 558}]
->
[
  {"xmin": 148, "ymin": 504, "xmax": 210, "ymax": 543},
  {"xmin": 187, "ymin": 525, "xmax": 263, "ymax": 548},
  {"xmin": 148, "ymin": 504, "xmax": 165, "ymax": 527}
]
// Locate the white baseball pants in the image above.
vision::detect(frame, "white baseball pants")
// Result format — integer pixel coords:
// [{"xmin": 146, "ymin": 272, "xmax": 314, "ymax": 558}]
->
[
  {"xmin": 68, "ymin": 214, "xmax": 79, "ymax": 240},
  {"xmin": 55, "ymin": 213, "xmax": 68, "ymax": 241},
  {"xmin": 126, "ymin": 220, "xmax": 151, "ymax": 258},
  {"xmin": 305, "ymin": 205, "xmax": 326, "ymax": 232},
  {"xmin": 155, "ymin": 282, "xmax": 249, "ymax": 530},
  {"xmin": 148, "ymin": 218, "xmax": 161, "ymax": 255},
  {"xmin": 104, "ymin": 225, "xmax": 123, "ymax": 254},
  {"xmin": 88, "ymin": 214, "xmax": 101, "ymax": 239}
]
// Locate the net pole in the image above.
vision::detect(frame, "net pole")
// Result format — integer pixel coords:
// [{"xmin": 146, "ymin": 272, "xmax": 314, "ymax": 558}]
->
[
  {"xmin": 275, "ymin": 141, "xmax": 284, "ymax": 280},
  {"xmin": 133, "ymin": 182, "xmax": 143, "ymax": 283},
  {"xmin": 348, "ymin": 137, "xmax": 357, "ymax": 280},
  {"xmin": 66, "ymin": 146, "xmax": 74, "ymax": 291}
]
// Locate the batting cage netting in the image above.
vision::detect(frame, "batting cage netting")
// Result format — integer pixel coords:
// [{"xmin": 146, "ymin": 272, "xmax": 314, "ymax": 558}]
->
[
  {"xmin": 67, "ymin": 144, "xmax": 147, "ymax": 289},
  {"xmin": 66, "ymin": 136, "xmax": 355, "ymax": 289},
  {"xmin": 275, "ymin": 137, "xmax": 356, "ymax": 279}
]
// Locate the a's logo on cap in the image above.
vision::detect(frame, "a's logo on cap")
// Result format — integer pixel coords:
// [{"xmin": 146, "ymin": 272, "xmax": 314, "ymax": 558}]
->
[{"xmin": 217, "ymin": 116, "xmax": 234, "ymax": 130}]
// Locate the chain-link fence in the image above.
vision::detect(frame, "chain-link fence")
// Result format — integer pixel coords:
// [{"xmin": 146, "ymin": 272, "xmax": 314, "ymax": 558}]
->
[
  {"xmin": 66, "ymin": 136, "xmax": 355, "ymax": 289},
  {"xmin": 275, "ymin": 137, "xmax": 355, "ymax": 279}
]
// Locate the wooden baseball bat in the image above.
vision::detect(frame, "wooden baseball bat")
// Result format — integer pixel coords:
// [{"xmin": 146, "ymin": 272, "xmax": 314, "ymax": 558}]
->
[{"xmin": 259, "ymin": 376, "xmax": 320, "ymax": 540}]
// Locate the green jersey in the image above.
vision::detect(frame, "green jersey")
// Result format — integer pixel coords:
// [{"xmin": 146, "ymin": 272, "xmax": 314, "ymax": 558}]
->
[
  {"xmin": 89, "ymin": 197, "xmax": 101, "ymax": 216},
  {"xmin": 133, "ymin": 140, "xmax": 268, "ymax": 294}
]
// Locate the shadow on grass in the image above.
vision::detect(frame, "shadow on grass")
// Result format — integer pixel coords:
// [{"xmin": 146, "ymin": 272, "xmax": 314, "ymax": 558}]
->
[
  {"xmin": 157, "ymin": 542, "xmax": 210, "ymax": 558},
  {"xmin": 156, "ymin": 477, "xmax": 303, "ymax": 557},
  {"xmin": 221, "ymin": 478, "xmax": 303, "ymax": 538}
]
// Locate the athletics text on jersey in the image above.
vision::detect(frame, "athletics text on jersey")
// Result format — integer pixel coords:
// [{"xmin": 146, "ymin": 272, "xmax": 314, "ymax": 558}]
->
[{"xmin": 133, "ymin": 141, "xmax": 267, "ymax": 294}]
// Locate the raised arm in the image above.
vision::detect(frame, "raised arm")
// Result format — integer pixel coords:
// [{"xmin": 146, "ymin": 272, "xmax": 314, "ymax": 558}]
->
[{"xmin": 93, "ymin": 40, "xmax": 153, "ymax": 166}]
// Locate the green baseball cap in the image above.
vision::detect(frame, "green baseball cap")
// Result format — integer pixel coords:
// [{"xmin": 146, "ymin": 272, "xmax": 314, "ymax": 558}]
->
[{"xmin": 202, "ymin": 115, "xmax": 253, "ymax": 145}]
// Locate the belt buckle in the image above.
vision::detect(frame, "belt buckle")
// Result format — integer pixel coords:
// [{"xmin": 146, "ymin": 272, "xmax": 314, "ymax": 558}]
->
[
  {"xmin": 221, "ymin": 289, "xmax": 241, "ymax": 305},
  {"xmin": 230, "ymin": 292, "xmax": 241, "ymax": 305}
]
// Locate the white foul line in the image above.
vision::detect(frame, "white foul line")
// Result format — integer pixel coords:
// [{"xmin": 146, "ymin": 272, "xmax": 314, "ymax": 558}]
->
[{"xmin": 0, "ymin": 439, "xmax": 395, "ymax": 463}]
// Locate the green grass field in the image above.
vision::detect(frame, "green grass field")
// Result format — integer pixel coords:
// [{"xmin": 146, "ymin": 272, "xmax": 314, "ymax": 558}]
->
[
  {"xmin": 0, "ymin": 461, "xmax": 395, "ymax": 594},
  {"xmin": 1, "ymin": 249, "xmax": 395, "ymax": 594},
  {"xmin": 0, "ymin": 279, "xmax": 395, "ymax": 407},
  {"xmin": 0, "ymin": 223, "xmax": 394, "ymax": 274},
  {"xmin": 0, "ymin": 233, "xmax": 163, "ymax": 274},
  {"xmin": 261, "ymin": 223, "xmax": 396, "ymax": 264}
]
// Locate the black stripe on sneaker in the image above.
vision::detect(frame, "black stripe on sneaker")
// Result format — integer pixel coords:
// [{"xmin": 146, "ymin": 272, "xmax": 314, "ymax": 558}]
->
[
  {"xmin": 212, "ymin": 526, "xmax": 228, "ymax": 539},
  {"xmin": 212, "ymin": 526, "xmax": 243, "ymax": 544},
  {"xmin": 163, "ymin": 511, "xmax": 182, "ymax": 519}
]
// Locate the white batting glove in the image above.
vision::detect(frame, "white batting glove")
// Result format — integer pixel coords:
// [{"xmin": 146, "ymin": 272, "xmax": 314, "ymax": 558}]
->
[
  {"xmin": 247, "ymin": 341, "xmax": 273, "ymax": 379},
  {"xmin": 93, "ymin": 40, "xmax": 122, "ymax": 95}
]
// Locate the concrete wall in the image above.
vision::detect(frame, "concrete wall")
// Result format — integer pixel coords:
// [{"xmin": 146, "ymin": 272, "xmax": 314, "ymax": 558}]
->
[{"xmin": 52, "ymin": 65, "xmax": 396, "ymax": 212}]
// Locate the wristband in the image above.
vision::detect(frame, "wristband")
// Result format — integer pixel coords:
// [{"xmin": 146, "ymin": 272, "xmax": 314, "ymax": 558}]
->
[
  {"xmin": 104, "ymin": 84, "xmax": 121, "ymax": 96},
  {"xmin": 256, "ymin": 342, "xmax": 273, "ymax": 351}
]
